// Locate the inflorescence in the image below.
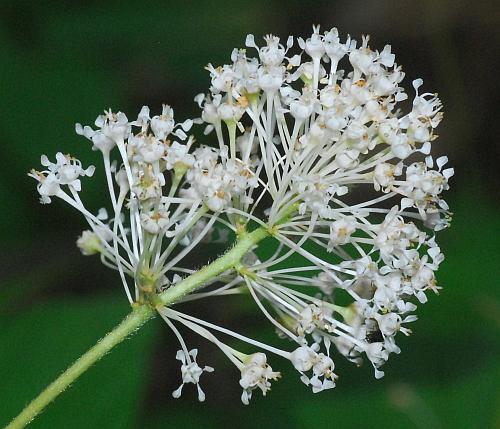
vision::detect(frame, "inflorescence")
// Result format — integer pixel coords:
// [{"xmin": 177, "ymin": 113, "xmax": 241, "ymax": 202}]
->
[{"xmin": 30, "ymin": 26, "xmax": 453, "ymax": 404}]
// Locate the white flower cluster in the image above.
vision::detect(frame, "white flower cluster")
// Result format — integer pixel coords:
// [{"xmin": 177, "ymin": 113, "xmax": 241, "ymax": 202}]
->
[
  {"xmin": 183, "ymin": 146, "xmax": 258, "ymax": 212},
  {"xmin": 31, "ymin": 26, "xmax": 453, "ymax": 403}
]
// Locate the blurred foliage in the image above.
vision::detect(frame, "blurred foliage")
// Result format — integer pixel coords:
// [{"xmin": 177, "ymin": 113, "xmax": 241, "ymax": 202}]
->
[{"xmin": 0, "ymin": 1, "xmax": 499, "ymax": 428}]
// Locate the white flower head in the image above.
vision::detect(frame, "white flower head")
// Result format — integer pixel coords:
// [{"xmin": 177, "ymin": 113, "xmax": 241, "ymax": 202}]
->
[{"xmin": 31, "ymin": 25, "xmax": 453, "ymax": 404}]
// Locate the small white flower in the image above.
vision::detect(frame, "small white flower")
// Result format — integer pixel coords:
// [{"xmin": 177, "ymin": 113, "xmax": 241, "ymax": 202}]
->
[
  {"xmin": 309, "ymin": 353, "xmax": 337, "ymax": 393},
  {"xmin": 349, "ymin": 36, "xmax": 375, "ymax": 77},
  {"xmin": 323, "ymin": 27, "xmax": 351, "ymax": 66},
  {"xmin": 140, "ymin": 208, "xmax": 170, "ymax": 234},
  {"xmin": 239, "ymin": 353, "xmax": 280, "ymax": 405},
  {"xmin": 29, "ymin": 153, "xmax": 95, "ymax": 202},
  {"xmin": 131, "ymin": 105, "xmax": 151, "ymax": 131},
  {"xmin": 130, "ymin": 134, "xmax": 166, "ymax": 163},
  {"xmin": 289, "ymin": 88, "xmax": 317, "ymax": 121},
  {"xmin": 76, "ymin": 230, "xmax": 102, "ymax": 255},
  {"xmin": 246, "ymin": 34, "xmax": 291, "ymax": 67},
  {"xmin": 364, "ymin": 342, "xmax": 389, "ymax": 379},
  {"xmin": 217, "ymin": 101, "xmax": 244, "ymax": 123},
  {"xmin": 290, "ymin": 346, "xmax": 337, "ymax": 392},
  {"xmin": 373, "ymin": 162, "xmax": 402, "ymax": 192},
  {"xmin": 335, "ymin": 149, "xmax": 360, "ymax": 169},
  {"xmin": 131, "ymin": 165, "xmax": 164, "ymax": 200},
  {"xmin": 375, "ymin": 312, "xmax": 401, "ymax": 337},
  {"xmin": 75, "ymin": 123, "xmax": 116, "ymax": 154},
  {"xmin": 28, "ymin": 170, "xmax": 60, "ymax": 204},
  {"xmin": 165, "ymin": 141, "xmax": 195, "ymax": 170},
  {"xmin": 172, "ymin": 349, "xmax": 214, "ymax": 402},
  {"xmin": 328, "ymin": 216, "xmax": 357, "ymax": 248},
  {"xmin": 290, "ymin": 346, "xmax": 317, "ymax": 372},
  {"xmin": 151, "ymin": 104, "xmax": 175, "ymax": 140},
  {"xmin": 301, "ymin": 25, "xmax": 325, "ymax": 60},
  {"xmin": 96, "ymin": 109, "xmax": 130, "ymax": 142},
  {"xmin": 296, "ymin": 304, "xmax": 332, "ymax": 336}
]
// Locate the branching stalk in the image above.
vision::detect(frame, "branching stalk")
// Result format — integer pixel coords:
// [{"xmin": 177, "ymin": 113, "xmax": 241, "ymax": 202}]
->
[{"xmin": 6, "ymin": 226, "xmax": 270, "ymax": 429}]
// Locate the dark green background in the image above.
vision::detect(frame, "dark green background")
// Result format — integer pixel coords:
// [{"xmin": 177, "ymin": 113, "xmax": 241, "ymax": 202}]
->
[{"xmin": 1, "ymin": 1, "xmax": 499, "ymax": 428}]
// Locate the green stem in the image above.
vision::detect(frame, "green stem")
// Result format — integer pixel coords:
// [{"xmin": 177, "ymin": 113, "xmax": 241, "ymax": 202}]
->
[
  {"xmin": 5, "ymin": 305, "xmax": 155, "ymax": 429},
  {"xmin": 6, "ymin": 226, "xmax": 270, "ymax": 429},
  {"xmin": 158, "ymin": 227, "xmax": 269, "ymax": 305}
]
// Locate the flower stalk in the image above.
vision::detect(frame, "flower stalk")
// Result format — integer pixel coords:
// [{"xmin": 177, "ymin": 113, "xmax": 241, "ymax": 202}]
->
[
  {"xmin": 6, "ymin": 305, "xmax": 154, "ymax": 429},
  {"xmin": 6, "ymin": 226, "xmax": 270, "ymax": 429}
]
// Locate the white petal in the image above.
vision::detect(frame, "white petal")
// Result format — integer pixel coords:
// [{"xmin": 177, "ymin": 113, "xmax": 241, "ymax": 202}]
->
[
  {"xmin": 172, "ymin": 385, "xmax": 183, "ymax": 399},
  {"xmin": 245, "ymin": 34, "xmax": 256, "ymax": 49}
]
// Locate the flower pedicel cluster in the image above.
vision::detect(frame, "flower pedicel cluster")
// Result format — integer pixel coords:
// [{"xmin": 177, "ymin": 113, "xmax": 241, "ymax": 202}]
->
[{"xmin": 30, "ymin": 26, "xmax": 453, "ymax": 404}]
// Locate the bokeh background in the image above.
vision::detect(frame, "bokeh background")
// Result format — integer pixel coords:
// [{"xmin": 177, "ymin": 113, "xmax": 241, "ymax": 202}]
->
[{"xmin": 1, "ymin": 1, "xmax": 499, "ymax": 428}]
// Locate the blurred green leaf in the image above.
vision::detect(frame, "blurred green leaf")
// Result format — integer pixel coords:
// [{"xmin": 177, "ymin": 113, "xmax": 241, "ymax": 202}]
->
[
  {"xmin": 416, "ymin": 191, "xmax": 500, "ymax": 338},
  {"xmin": 290, "ymin": 360, "xmax": 500, "ymax": 429}
]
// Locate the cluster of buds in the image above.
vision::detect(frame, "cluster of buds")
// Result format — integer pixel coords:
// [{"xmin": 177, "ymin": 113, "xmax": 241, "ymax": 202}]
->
[{"xmin": 31, "ymin": 26, "xmax": 453, "ymax": 403}]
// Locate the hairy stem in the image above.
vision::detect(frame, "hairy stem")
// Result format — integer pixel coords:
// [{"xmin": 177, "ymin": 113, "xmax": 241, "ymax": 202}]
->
[
  {"xmin": 6, "ymin": 226, "xmax": 270, "ymax": 429},
  {"xmin": 158, "ymin": 227, "xmax": 269, "ymax": 305},
  {"xmin": 5, "ymin": 305, "xmax": 155, "ymax": 429}
]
